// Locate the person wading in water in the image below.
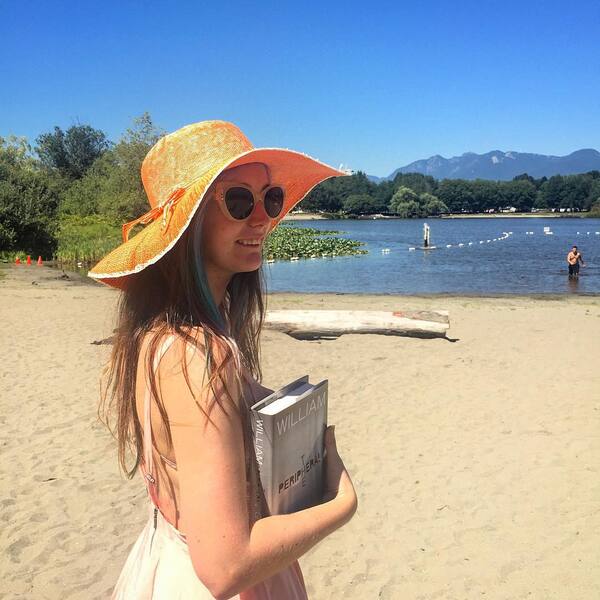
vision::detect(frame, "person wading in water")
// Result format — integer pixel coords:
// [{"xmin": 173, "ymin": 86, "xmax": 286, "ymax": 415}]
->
[{"xmin": 567, "ymin": 245, "xmax": 585, "ymax": 278}]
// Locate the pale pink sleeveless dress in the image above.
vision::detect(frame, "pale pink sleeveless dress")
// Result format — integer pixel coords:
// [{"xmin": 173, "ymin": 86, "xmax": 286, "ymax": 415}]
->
[{"xmin": 111, "ymin": 336, "xmax": 308, "ymax": 599}]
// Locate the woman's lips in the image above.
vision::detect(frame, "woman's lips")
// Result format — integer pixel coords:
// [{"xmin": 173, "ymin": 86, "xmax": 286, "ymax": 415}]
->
[{"xmin": 236, "ymin": 239, "xmax": 262, "ymax": 247}]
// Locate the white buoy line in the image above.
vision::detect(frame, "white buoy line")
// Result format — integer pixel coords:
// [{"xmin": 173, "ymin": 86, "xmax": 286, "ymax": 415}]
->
[
  {"xmin": 526, "ymin": 228, "xmax": 600, "ymax": 237},
  {"xmin": 403, "ymin": 231, "xmax": 513, "ymax": 251},
  {"xmin": 400, "ymin": 225, "xmax": 600, "ymax": 253}
]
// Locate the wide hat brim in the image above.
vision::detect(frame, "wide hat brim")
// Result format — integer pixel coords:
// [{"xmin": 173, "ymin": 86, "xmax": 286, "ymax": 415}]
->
[{"xmin": 88, "ymin": 148, "xmax": 345, "ymax": 289}]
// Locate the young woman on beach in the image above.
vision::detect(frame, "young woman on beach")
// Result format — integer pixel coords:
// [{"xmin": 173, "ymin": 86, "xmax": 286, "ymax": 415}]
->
[{"xmin": 89, "ymin": 121, "xmax": 357, "ymax": 599}]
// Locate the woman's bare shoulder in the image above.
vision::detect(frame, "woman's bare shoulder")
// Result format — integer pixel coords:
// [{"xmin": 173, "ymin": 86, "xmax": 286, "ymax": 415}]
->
[
  {"xmin": 135, "ymin": 328, "xmax": 210, "ymax": 426},
  {"xmin": 138, "ymin": 326, "xmax": 206, "ymax": 367},
  {"xmin": 147, "ymin": 327, "xmax": 243, "ymax": 424},
  {"xmin": 136, "ymin": 327, "xmax": 208, "ymax": 403}
]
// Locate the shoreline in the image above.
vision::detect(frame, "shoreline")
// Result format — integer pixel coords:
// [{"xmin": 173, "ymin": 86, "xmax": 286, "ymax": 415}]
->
[
  {"xmin": 6, "ymin": 264, "xmax": 598, "ymax": 299},
  {"xmin": 283, "ymin": 212, "xmax": 593, "ymax": 220},
  {"xmin": 268, "ymin": 289, "xmax": 600, "ymax": 300},
  {"xmin": 282, "ymin": 212, "xmax": 328, "ymax": 220},
  {"xmin": 441, "ymin": 212, "xmax": 587, "ymax": 219}
]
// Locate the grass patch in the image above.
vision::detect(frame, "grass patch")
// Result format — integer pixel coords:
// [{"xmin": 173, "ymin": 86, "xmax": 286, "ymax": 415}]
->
[{"xmin": 56, "ymin": 215, "xmax": 122, "ymax": 263}]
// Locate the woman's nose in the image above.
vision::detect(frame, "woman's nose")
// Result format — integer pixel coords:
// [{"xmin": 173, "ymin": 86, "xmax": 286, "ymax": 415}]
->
[{"xmin": 248, "ymin": 199, "xmax": 271, "ymax": 227}]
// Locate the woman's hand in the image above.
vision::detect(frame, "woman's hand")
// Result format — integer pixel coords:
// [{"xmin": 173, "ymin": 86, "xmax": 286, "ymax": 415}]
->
[{"xmin": 322, "ymin": 426, "xmax": 358, "ymax": 517}]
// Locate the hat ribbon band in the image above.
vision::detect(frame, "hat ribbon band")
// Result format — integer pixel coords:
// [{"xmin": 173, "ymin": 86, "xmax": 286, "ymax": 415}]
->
[{"xmin": 122, "ymin": 187, "xmax": 187, "ymax": 242}]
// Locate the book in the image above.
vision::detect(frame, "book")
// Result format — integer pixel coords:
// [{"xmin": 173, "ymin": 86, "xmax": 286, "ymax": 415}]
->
[{"xmin": 250, "ymin": 376, "xmax": 328, "ymax": 515}]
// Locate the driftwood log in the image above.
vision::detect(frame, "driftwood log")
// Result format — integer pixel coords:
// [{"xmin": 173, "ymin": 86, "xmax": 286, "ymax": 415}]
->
[{"xmin": 264, "ymin": 309, "xmax": 450, "ymax": 340}]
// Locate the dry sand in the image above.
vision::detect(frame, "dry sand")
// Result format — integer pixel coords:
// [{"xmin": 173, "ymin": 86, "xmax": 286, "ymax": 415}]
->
[
  {"xmin": 1, "ymin": 264, "xmax": 599, "ymax": 600},
  {"xmin": 282, "ymin": 213, "xmax": 327, "ymax": 221}
]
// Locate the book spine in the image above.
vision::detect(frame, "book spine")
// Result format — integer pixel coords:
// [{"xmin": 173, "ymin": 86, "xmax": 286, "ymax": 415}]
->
[
  {"xmin": 252, "ymin": 410, "xmax": 274, "ymax": 513},
  {"xmin": 265, "ymin": 414, "xmax": 275, "ymax": 512}
]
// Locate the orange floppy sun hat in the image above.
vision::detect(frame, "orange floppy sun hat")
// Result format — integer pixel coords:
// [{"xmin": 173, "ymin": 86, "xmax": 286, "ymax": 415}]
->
[{"xmin": 88, "ymin": 120, "xmax": 347, "ymax": 289}]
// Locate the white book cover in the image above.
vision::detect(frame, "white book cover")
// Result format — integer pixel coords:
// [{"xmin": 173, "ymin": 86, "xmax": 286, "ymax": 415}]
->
[{"xmin": 251, "ymin": 377, "xmax": 328, "ymax": 515}]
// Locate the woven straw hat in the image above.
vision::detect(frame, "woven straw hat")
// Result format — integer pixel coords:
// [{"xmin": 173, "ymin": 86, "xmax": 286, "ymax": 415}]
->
[{"xmin": 88, "ymin": 120, "xmax": 346, "ymax": 288}]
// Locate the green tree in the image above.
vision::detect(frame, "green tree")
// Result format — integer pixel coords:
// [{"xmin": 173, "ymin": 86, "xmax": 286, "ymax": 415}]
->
[
  {"xmin": 122, "ymin": 112, "xmax": 165, "ymax": 148},
  {"xmin": 436, "ymin": 179, "xmax": 473, "ymax": 213},
  {"xmin": 59, "ymin": 152, "xmax": 116, "ymax": 218},
  {"xmin": 373, "ymin": 179, "xmax": 395, "ymax": 212},
  {"xmin": 36, "ymin": 124, "xmax": 110, "ymax": 179},
  {"xmin": 300, "ymin": 179, "xmax": 342, "ymax": 212},
  {"xmin": 0, "ymin": 137, "xmax": 61, "ymax": 254},
  {"xmin": 533, "ymin": 190, "xmax": 549, "ymax": 209},
  {"xmin": 513, "ymin": 173, "xmax": 536, "ymax": 185},
  {"xmin": 389, "ymin": 187, "xmax": 423, "ymax": 217},
  {"xmin": 560, "ymin": 175, "xmax": 591, "ymax": 210},
  {"xmin": 392, "ymin": 172, "xmax": 437, "ymax": 195},
  {"xmin": 420, "ymin": 192, "xmax": 448, "ymax": 215},
  {"xmin": 392, "ymin": 199, "xmax": 422, "ymax": 218},
  {"xmin": 501, "ymin": 180, "xmax": 536, "ymax": 211},
  {"xmin": 538, "ymin": 175, "xmax": 565, "ymax": 209},
  {"xmin": 586, "ymin": 179, "xmax": 600, "ymax": 210},
  {"xmin": 470, "ymin": 179, "xmax": 500, "ymax": 212},
  {"xmin": 302, "ymin": 171, "xmax": 376, "ymax": 213},
  {"xmin": 389, "ymin": 187, "xmax": 418, "ymax": 212},
  {"xmin": 108, "ymin": 112, "xmax": 166, "ymax": 219},
  {"xmin": 343, "ymin": 193, "xmax": 377, "ymax": 215},
  {"xmin": 59, "ymin": 113, "xmax": 165, "ymax": 222},
  {"xmin": 0, "ymin": 135, "xmax": 35, "ymax": 168}
]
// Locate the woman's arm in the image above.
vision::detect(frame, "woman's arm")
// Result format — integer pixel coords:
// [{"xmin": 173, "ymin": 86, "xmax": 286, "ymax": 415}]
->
[
  {"xmin": 158, "ymin": 337, "xmax": 357, "ymax": 600},
  {"xmin": 237, "ymin": 425, "xmax": 356, "ymax": 593}
]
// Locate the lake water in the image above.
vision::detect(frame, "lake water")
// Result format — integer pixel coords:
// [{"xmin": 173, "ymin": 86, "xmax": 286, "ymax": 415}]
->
[{"xmin": 265, "ymin": 218, "xmax": 600, "ymax": 295}]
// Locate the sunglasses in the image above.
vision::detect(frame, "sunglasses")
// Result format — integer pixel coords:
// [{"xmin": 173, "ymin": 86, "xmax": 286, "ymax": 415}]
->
[{"xmin": 215, "ymin": 181, "xmax": 285, "ymax": 221}]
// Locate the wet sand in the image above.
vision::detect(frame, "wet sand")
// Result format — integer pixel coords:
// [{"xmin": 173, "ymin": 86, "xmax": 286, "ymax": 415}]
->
[{"xmin": 1, "ymin": 264, "xmax": 599, "ymax": 599}]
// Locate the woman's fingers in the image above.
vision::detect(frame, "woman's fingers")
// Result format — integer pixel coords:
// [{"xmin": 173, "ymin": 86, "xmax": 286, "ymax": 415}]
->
[{"xmin": 324, "ymin": 425, "xmax": 337, "ymax": 450}]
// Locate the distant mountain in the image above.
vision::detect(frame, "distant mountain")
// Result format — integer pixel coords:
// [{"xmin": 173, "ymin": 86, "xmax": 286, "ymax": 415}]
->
[{"xmin": 368, "ymin": 149, "xmax": 600, "ymax": 182}]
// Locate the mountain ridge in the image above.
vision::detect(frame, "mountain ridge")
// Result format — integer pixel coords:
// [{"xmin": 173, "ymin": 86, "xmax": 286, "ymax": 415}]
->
[{"xmin": 367, "ymin": 148, "xmax": 600, "ymax": 182}]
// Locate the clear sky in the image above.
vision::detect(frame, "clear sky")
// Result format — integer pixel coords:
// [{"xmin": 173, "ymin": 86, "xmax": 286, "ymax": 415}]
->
[{"xmin": 1, "ymin": 0, "xmax": 599, "ymax": 177}]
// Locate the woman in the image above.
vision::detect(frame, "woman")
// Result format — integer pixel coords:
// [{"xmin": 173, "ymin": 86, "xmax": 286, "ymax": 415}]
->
[{"xmin": 89, "ymin": 121, "xmax": 357, "ymax": 599}]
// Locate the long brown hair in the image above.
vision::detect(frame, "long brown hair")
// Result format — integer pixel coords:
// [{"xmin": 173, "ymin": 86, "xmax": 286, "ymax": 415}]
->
[{"xmin": 100, "ymin": 204, "xmax": 266, "ymax": 478}]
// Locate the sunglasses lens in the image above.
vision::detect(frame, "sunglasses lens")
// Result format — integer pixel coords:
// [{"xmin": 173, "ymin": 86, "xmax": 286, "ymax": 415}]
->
[
  {"xmin": 264, "ymin": 187, "xmax": 284, "ymax": 218},
  {"xmin": 225, "ymin": 187, "xmax": 254, "ymax": 220}
]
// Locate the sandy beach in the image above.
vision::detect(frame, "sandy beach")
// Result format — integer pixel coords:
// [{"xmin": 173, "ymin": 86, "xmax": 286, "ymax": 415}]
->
[
  {"xmin": 1, "ymin": 263, "xmax": 599, "ymax": 600},
  {"xmin": 283, "ymin": 212, "xmax": 328, "ymax": 220}
]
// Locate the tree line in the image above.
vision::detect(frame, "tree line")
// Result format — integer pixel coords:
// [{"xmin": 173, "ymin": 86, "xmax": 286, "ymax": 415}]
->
[
  {"xmin": 302, "ymin": 170, "xmax": 600, "ymax": 217},
  {"xmin": 1, "ymin": 114, "xmax": 599, "ymax": 258}
]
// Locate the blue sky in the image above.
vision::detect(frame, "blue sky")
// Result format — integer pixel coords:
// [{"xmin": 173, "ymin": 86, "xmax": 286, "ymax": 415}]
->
[{"xmin": 1, "ymin": 0, "xmax": 599, "ymax": 176}]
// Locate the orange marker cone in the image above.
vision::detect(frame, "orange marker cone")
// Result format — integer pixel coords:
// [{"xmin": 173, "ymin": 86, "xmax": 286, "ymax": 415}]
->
[
  {"xmin": 37, "ymin": 256, "xmax": 43, "ymax": 265},
  {"xmin": 15, "ymin": 256, "xmax": 21, "ymax": 265},
  {"xmin": 26, "ymin": 255, "xmax": 32, "ymax": 265}
]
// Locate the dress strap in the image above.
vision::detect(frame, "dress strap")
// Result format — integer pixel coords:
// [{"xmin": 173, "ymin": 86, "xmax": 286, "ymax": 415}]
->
[{"xmin": 143, "ymin": 335, "xmax": 177, "ymax": 492}]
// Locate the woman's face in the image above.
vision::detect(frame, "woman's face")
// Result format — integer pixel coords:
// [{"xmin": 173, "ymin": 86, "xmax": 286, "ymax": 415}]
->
[{"xmin": 201, "ymin": 163, "xmax": 272, "ymax": 281}]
